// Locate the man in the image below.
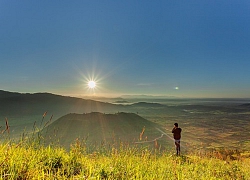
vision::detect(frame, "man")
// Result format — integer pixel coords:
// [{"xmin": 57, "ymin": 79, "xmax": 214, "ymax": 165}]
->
[{"xmin": 172, "ymin": 123, "xmax": 182, "ymax": 155}]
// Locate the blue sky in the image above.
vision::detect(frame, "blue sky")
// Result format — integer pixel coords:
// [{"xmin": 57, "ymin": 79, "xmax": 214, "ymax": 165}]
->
[{"xmin": 1, "ymin": 0, "xmax": 250, "ymax": 98}]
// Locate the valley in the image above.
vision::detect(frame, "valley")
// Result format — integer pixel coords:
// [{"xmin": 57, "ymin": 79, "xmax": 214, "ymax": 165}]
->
[{"xmin": 1, "ymin": 90, "xmax": 250, "ymax": 152}]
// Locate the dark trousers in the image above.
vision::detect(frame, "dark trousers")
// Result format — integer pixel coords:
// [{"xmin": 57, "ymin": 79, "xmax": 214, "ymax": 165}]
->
[{"xmin": 174, "ymin": 139, "xmax": 180, "ymax": 155}]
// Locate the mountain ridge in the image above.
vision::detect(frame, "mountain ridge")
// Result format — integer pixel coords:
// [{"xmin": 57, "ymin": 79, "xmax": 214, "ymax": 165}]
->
[{"xmin": 0, "ymin": 90, "xmax": 124, "ymax": 116}]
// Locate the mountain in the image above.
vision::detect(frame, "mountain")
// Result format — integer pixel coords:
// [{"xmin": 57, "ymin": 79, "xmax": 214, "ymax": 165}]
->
[
  {"xmin": 239, "ymin": 103, "xmax": 250, "ymax": 108},
  {"xmin": 120, "ymin": 95, "xmax": 175, "ymax": 99},
  {"xmin": 0, "ymin": 90, "xmax": 124, "ymax": 117},
  {"xmin": 131, "ymin": 102, "xmax": 165, "ymax": 107},
  {"xmin": 78, "ymin": 96, "xmax": 125, "ymax": 103},
  {"xmin": 41, "ymin": 112, "xmax": 163, "ymax": 149}
]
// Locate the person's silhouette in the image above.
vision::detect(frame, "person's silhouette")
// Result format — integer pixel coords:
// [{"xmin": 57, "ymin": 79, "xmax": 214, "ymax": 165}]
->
[{"xmin": 172, "ymin": 123, "xmax": 182, "ymax": 155}]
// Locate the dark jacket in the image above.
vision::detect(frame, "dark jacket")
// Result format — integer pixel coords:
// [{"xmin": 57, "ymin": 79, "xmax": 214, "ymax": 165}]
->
[{"xmin": 172, "ymin": 127, "xmax": 182, "ymax": 140}]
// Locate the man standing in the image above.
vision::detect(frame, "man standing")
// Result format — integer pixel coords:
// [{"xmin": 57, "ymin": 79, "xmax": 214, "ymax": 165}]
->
[{"xmin": 172, "ymin": 123, "xmax": 182, "ymax": 155}]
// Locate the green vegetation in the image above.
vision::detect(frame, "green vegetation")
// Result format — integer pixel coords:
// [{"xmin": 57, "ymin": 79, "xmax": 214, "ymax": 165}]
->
[{"xmin": 0, "ymin": 137, "xmax": 250, "ymax": 179}]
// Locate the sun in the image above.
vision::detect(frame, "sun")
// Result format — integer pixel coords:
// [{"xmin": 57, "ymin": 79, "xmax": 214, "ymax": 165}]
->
[{"xmin": 88, "ymin": 81, "xmax": 96, "ymax": 89}]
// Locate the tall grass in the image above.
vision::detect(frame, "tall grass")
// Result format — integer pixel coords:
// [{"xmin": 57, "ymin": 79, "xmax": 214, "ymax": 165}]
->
[
  {"xmin": 0, "ymin": 114, "xmax": 249, "ymax": 179},
  {"xmin": 0, "ymin": 137, "xmax": 249, "ymax": 179}
]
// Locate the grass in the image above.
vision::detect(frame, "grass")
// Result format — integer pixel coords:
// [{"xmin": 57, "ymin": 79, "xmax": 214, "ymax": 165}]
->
[{"xmin": 0, "ymin": 137, "xmax": 250, "ymax": 179}]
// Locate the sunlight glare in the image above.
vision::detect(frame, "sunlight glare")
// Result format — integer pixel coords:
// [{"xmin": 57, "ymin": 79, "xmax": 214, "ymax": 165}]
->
[{"xmin": 88, "ymin": 81, "xmax": 96, "ymax": 89}]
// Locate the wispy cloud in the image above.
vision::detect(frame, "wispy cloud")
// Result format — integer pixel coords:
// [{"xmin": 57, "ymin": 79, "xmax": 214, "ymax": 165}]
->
[{"xmin": 137, "ymin": 83, "xmax": 153, "ymax": 86}]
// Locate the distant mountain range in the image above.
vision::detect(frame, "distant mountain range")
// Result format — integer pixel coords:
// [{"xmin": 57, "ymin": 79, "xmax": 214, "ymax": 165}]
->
[
  {"xmin": 120, "ymin": 94, "xmax": 176, "ymax": 99},
  {"xmin": 239, "ymin": 103, "xmax": 250, "ymax": 107},
  {"xmin": 0, "ymin": 90, "xmax": 170, "ymax": 117},
  {"xmin": 0, "ymin": 90, "xmax": 124, "ymax": 117},
  {"xmin": 131, "ymin": 102, "xmax": 165, "ymax": 107}
]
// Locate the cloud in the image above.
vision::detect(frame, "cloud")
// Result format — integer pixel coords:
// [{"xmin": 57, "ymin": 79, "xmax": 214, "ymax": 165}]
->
[{"xmin": 137, "ymin": 83, "xmax": 153, "ymax": 86}]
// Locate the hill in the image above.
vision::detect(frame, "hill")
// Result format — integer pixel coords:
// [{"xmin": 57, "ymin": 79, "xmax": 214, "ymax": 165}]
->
[
  {"xmin": 0, "ymin": 90, "xmax": 124, "ymax": 117},
  {"xmin": 131, "ymin": 102, "xmax": 165, "ymax": 107},
  {"xmin": 42, "ymin": 112, "xmax": 164, "ymax": 149},
  {"xmin": 0, "ymin": 90, "xmax": 127, "ymax": 137},
  {"xmin": 239, "ymin": 103, "xmax": 250, "ymax": 108}
]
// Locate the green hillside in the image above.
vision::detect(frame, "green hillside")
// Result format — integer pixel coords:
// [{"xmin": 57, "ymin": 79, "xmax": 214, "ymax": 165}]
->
[{"xmin": 42, "ymin": 112, "xmax": 165, "ymax": 149}]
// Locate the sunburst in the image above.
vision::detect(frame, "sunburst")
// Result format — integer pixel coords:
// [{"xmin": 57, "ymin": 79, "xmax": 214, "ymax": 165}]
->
[{"xmin": 88, "ymin": 81, "xmax": 96, "ymax": 89}]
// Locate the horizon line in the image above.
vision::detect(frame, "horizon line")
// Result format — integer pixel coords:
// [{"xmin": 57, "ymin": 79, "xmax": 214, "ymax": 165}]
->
[{"xmin": 1, "ymin": 89, "xmax": 250, "ymax": 99}]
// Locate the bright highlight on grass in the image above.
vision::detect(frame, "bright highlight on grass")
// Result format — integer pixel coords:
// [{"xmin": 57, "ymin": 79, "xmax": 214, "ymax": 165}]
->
[{"xmin": 88, "ymin": 81, "xmax": 96, "ymax": 89}]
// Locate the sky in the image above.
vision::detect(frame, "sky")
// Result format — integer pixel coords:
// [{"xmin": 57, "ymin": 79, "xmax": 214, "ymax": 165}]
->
[{"xmin": 1, "ymin": 0, "xmax": 250, "ymax": 98}]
